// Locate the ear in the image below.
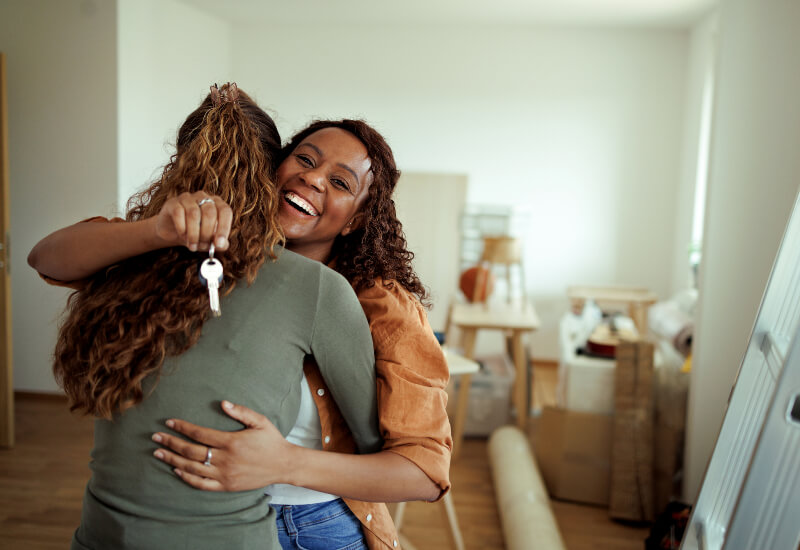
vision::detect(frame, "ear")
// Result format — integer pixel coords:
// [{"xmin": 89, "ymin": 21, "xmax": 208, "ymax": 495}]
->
[{"xmin": 340, "ymin": 212, "xmax": 365, "ymax": 236}]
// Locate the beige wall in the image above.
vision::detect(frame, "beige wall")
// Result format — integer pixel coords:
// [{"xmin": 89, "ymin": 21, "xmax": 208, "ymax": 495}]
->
[
  {"xmin": 683, "ymin": 0, "xmax": 800, "ymax": 501},
  {"xmin": 0, "ymin": 0, "xmax": 118, "ymax": 392}
]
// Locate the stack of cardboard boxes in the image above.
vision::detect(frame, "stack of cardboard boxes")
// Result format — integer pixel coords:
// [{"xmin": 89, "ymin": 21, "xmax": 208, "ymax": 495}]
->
[
  {"xmin": 535, "ymin": 316, "xmax": 687, "ymax": 519},
  {"xmin": 609, "ymin": 341, "xmax": 655, "ymax": 521}
]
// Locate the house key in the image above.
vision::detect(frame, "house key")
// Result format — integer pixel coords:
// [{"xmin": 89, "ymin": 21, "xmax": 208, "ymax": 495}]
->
[{"xmin": 199, "ymin": 243, "xmax": 223, "ymax": 317}]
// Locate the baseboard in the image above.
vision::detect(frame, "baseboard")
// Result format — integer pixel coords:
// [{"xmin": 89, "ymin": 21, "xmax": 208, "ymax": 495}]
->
[{"xmin": 14, "ymin": 390, "xmax": 67, "ymax": 402}]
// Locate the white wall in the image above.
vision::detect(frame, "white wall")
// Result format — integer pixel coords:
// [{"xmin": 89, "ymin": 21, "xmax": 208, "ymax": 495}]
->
[
  {"xmin": 683, "ymin": 0, "xmax": 800, "ymax": 501},
  {"xmin": 0, "ymin": 0, "xmax": 118, "ymax": 392},
  {"xmin": 118, "ymin": 0, "xmax": 233, "ymax": 206},
  {"xmin": 232, "ymin": 25, "xmax": 690, "ymax": 358}
]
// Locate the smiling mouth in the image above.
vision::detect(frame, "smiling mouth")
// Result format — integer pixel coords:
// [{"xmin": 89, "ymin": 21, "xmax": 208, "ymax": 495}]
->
[{"xmin": 284, "ymin": 192, "xmax": 319, "ymax": 216}]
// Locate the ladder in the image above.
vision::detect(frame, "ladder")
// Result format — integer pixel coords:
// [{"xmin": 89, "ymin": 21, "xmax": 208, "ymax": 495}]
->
[{"xmin": 681, "ymin": 189, "xmax": 800, "ymax": 550}]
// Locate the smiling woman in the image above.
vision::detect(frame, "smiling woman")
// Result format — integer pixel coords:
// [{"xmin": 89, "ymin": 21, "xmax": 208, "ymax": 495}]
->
[{"xmin": 276, "ymin": 127, "xmax": 374, "ymax": 262}]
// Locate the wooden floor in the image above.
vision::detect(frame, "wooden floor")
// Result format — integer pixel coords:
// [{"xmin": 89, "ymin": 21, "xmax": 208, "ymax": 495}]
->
[{"xmin": 0, "ymin": 366, "xmax": 650, "ymax": 549}]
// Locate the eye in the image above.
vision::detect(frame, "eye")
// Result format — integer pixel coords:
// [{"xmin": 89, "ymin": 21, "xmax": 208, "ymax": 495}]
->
[
  {"xmin": 295, "ymin": 154, "xmax": 314, "ymax": 167},
  {"xmin": 331, "ymin": 177, "xmax": 351, "ymax": 192}
]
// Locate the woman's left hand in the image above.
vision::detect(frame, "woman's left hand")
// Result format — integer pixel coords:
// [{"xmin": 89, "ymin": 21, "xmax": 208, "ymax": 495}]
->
[{"xmin": 152, "ymin": 400, "xmax": 295, "ymax": 492}]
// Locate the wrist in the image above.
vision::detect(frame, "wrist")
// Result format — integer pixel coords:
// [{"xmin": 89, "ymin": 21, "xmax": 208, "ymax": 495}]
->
[
  {"xmin": 143, "ymin": 216, "xmax": 176, "ymax": 249},
  {"xmin": 279, "ymin": 443, "xmax": 310, "ymax": 488}
]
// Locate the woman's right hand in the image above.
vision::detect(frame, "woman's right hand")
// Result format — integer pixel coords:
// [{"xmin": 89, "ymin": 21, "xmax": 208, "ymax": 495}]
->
[{"xmin": 156, "ymin": 192, "xmax": 233, "ymax": 253}]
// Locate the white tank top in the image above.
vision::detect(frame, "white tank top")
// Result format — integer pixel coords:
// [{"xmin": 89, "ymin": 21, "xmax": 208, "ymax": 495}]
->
[{"xmin": 265, "ymin": 375, "xmax": 339, "ymax": 505}]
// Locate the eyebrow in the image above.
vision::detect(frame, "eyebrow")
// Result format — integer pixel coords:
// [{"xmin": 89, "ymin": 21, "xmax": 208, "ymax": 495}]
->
[{"xmin": 298, "ymin": 142, "xmax": 361, "ymax": 187}]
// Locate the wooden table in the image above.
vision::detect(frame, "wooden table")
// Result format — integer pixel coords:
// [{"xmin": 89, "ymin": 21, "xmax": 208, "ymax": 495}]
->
[
  {"xmin": 449, "ymin": 302, "xmax": 540, "ymax": 456},
  {"xmin": 567, "ymin": 286, "xmax": 657, "ymax": 334}
]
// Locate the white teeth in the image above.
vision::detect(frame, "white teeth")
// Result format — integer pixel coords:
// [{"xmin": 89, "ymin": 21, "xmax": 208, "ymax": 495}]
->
[{"xmin": 285, "ymin": 192, "xmax": 319, "ymax": 216}]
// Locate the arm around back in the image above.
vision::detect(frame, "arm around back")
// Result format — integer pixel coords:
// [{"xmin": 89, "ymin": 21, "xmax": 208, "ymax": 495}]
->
[
  {"xmin": 27, "ymin": 217, "xmax": 162, "ymax": 282},
  {"xmin": 28, "ymin": 192, "xmax": 234, "ymax": 282},
  {"xmin": 359, "ymin": 280, "xmax": 453, "ymax": 499}
]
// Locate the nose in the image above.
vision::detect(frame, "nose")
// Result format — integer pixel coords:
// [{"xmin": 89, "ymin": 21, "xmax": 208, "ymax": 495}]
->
[{"xmin": 300, "ymin": 168, "xmax": 326, "ymax": 193}]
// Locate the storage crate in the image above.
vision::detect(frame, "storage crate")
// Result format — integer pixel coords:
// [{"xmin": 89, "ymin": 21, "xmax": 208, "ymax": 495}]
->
[{"xmin": 446, "ymin": 353, "xmax": 515, "ymax": 437}]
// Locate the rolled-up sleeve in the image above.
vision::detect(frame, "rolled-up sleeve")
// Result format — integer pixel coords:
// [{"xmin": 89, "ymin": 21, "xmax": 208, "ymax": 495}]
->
[{"xmin": 358, "ymin": 280, "xmax": 452, "ymax": 498}]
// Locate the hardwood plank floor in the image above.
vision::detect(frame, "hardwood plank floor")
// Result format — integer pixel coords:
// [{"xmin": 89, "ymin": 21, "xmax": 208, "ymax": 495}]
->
[{"xmin": 0, "ymin": 366, "xmax": 651, "ymax": 549}]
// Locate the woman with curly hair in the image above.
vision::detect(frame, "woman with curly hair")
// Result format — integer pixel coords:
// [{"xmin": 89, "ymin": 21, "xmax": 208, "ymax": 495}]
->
[
  {"xmin": 31, "ymin": 117, "xmax": 452, "ymax": 550},
  {"xmin": 28, "ymin": 87, "xmax": 381, "ymax": 550}
]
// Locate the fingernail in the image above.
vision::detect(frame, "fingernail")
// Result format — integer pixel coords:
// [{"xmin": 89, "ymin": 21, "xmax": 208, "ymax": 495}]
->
[
  {"xmin": 174, "ymin": 469, "xmax": 182, "ymax": 477},
  {"xmin": 188, "ymin": 243, "xmax": 198, "ymax": 252},
  {"xmin": 222, "ymin": 401, "xmax": 233, "ymax": 410},
  {"xmin": 166, "ymin": 419, "xmax": 175, "ymax": 428},
  {"xmin": 152, "ymin": 433, "xmax": 162, "ymax": 443},
  {"xmin": 153, "ymin": 450, "xmax": 164, "ymax": 459},
  {"xmin": 216, "ymin": 236, "xmax": 228, "ymax": 249}
]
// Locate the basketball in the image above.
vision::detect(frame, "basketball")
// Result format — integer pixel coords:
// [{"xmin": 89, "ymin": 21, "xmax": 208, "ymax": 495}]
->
[{"xmin": 459, "ymin": 266, "xmax": 495, "ymax": 302}]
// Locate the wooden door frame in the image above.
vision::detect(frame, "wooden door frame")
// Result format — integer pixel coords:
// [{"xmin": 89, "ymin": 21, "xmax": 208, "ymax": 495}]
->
[{"xmin": 0, "ymin": 52, "xmax": 14, "ymax": 448}]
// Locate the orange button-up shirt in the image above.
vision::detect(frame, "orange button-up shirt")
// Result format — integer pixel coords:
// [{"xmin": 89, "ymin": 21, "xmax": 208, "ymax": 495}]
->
[
  {"xmin": 41, "ymin": 218, "xmax": 453, "ymax": 550},
  {"xmin": 304, "ymin": 278, "xmax": 452, "ymax": 549}
]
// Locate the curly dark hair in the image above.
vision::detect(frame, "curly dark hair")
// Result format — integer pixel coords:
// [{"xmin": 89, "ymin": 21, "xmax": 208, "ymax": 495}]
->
[
  {"xmin": 279, "ymin": 120, "xmax": 429, "ymax": 305},
  {"xmin": 53, "ymin": 84, "xmax": 283, "ymax": 418}
]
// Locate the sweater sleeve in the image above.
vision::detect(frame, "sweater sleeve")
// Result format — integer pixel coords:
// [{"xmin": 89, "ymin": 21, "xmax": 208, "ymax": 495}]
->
[{"xmin": 311, "ymin": 267, "xmax": 382, "ymax": 455}]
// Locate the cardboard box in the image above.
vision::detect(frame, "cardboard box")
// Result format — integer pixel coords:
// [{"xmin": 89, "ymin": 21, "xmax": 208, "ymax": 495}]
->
[
  {"xmin": 533, "ymin": 406, "xmax": 613, "ymax": 506},
  {"xmin": 446, "ymin": 354, "xmax": 515, "ymax": 437}
]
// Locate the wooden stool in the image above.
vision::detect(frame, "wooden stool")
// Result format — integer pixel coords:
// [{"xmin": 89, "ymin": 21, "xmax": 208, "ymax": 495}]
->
[
  {"xmin": 392, "ymin": 348, "xmax": 478, "ymax": 550},
  {"xmin": 473, "ymin": 236, "xmax": 527, "ymax": 306},
  {"xmin": 393, "ymin": 493, "xmax": 464, "ymax": 550}
]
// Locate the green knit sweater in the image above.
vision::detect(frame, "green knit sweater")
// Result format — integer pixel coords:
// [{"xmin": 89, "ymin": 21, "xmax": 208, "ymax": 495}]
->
[{"xmin": 71, "ymin": 247, "xmax": 380, "ymax": 550}]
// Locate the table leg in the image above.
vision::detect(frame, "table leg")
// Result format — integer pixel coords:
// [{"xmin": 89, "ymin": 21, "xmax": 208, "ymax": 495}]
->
[
  {"xmin": 451, "ymin": 328, "xmax": 477, "ymax": 459},
  {"xmin": 510, "ymin": 330, "xmax": 528, "ymax": 429},
  {"xmin": 629, "ymin": 303, "xmax": 649, "ymax": 334}
]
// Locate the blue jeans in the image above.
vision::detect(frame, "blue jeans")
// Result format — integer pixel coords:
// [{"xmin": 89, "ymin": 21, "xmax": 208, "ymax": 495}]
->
[{"xmin": 270, "ymin": 498, "xmax": 367, "ymax": 550}]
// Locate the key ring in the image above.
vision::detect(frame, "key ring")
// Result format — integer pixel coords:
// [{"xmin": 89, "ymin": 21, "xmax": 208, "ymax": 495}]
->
[{"xmin": 208, "ymin": 243, "xmax": 215, "ymax": 259}]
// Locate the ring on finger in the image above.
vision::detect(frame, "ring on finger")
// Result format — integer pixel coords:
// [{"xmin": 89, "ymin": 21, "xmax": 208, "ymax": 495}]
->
[
  {"xmin": 197, "ymin": 197, "xmax": 213, "ymax": 207},
  {"xmin": 203, "ymin": 447, "xmax": 213, "ymax": 467}
]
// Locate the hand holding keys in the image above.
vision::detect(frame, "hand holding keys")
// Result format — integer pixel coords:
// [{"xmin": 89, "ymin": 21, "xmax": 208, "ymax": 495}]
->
[{"xmin": 199, "ymin": 243, "xmax": 224, "ymax": 317}]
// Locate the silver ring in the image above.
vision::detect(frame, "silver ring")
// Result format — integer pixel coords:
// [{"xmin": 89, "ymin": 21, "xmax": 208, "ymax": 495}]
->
[
  {"xmin": 203, "ymin": 447, "xmax": 213, "ymax": 467},
  {"xmin": 197, "ymin": 197, "xmax": 213, "ymax": 207}
]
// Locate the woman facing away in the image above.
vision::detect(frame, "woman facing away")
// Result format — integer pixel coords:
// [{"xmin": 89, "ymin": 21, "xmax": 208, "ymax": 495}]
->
[
  {"xmin": 28, "ymin": 84, "xmax": 381, "ymax": 550},
  {"xmin": 31, "ymin": 117, "xmax": 453, "ymax": 549}
]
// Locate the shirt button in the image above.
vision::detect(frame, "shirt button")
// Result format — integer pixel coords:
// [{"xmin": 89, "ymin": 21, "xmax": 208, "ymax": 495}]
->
[
  {"xmin": 317, "ymin": 388, "xmax": 325, "ymax": 397},
  {"xmin": 324, "ymin": 435, "xmax": 331, "ymax": 444},
  {"xmin": 366, "ymin": 513, "xmax": 372, "ymax": 522}
]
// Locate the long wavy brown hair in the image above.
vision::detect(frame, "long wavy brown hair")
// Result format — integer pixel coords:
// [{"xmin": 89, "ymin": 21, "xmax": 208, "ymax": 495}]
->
[
  {"xmin": 280, "ymin": 120, "xmax": 429, "ymax": 305},
  {"xmin": 54, "ymin": 84, "xmax": 283, "ymax": 419}
]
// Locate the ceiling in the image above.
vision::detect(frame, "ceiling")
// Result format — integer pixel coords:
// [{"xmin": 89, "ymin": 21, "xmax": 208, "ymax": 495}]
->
[{"xmin": 178, "ymin": 0, "xmax": 718, "ymax": 29}]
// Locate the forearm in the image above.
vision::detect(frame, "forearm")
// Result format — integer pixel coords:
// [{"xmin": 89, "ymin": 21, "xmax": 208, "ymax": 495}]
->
[
  {"xmin": 286, "ymin": 447, "xmax": 441, "ymax": 503},
  {"xmin": 27, "ymin": 217, "xmax": 168, "ymax": 281}
]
